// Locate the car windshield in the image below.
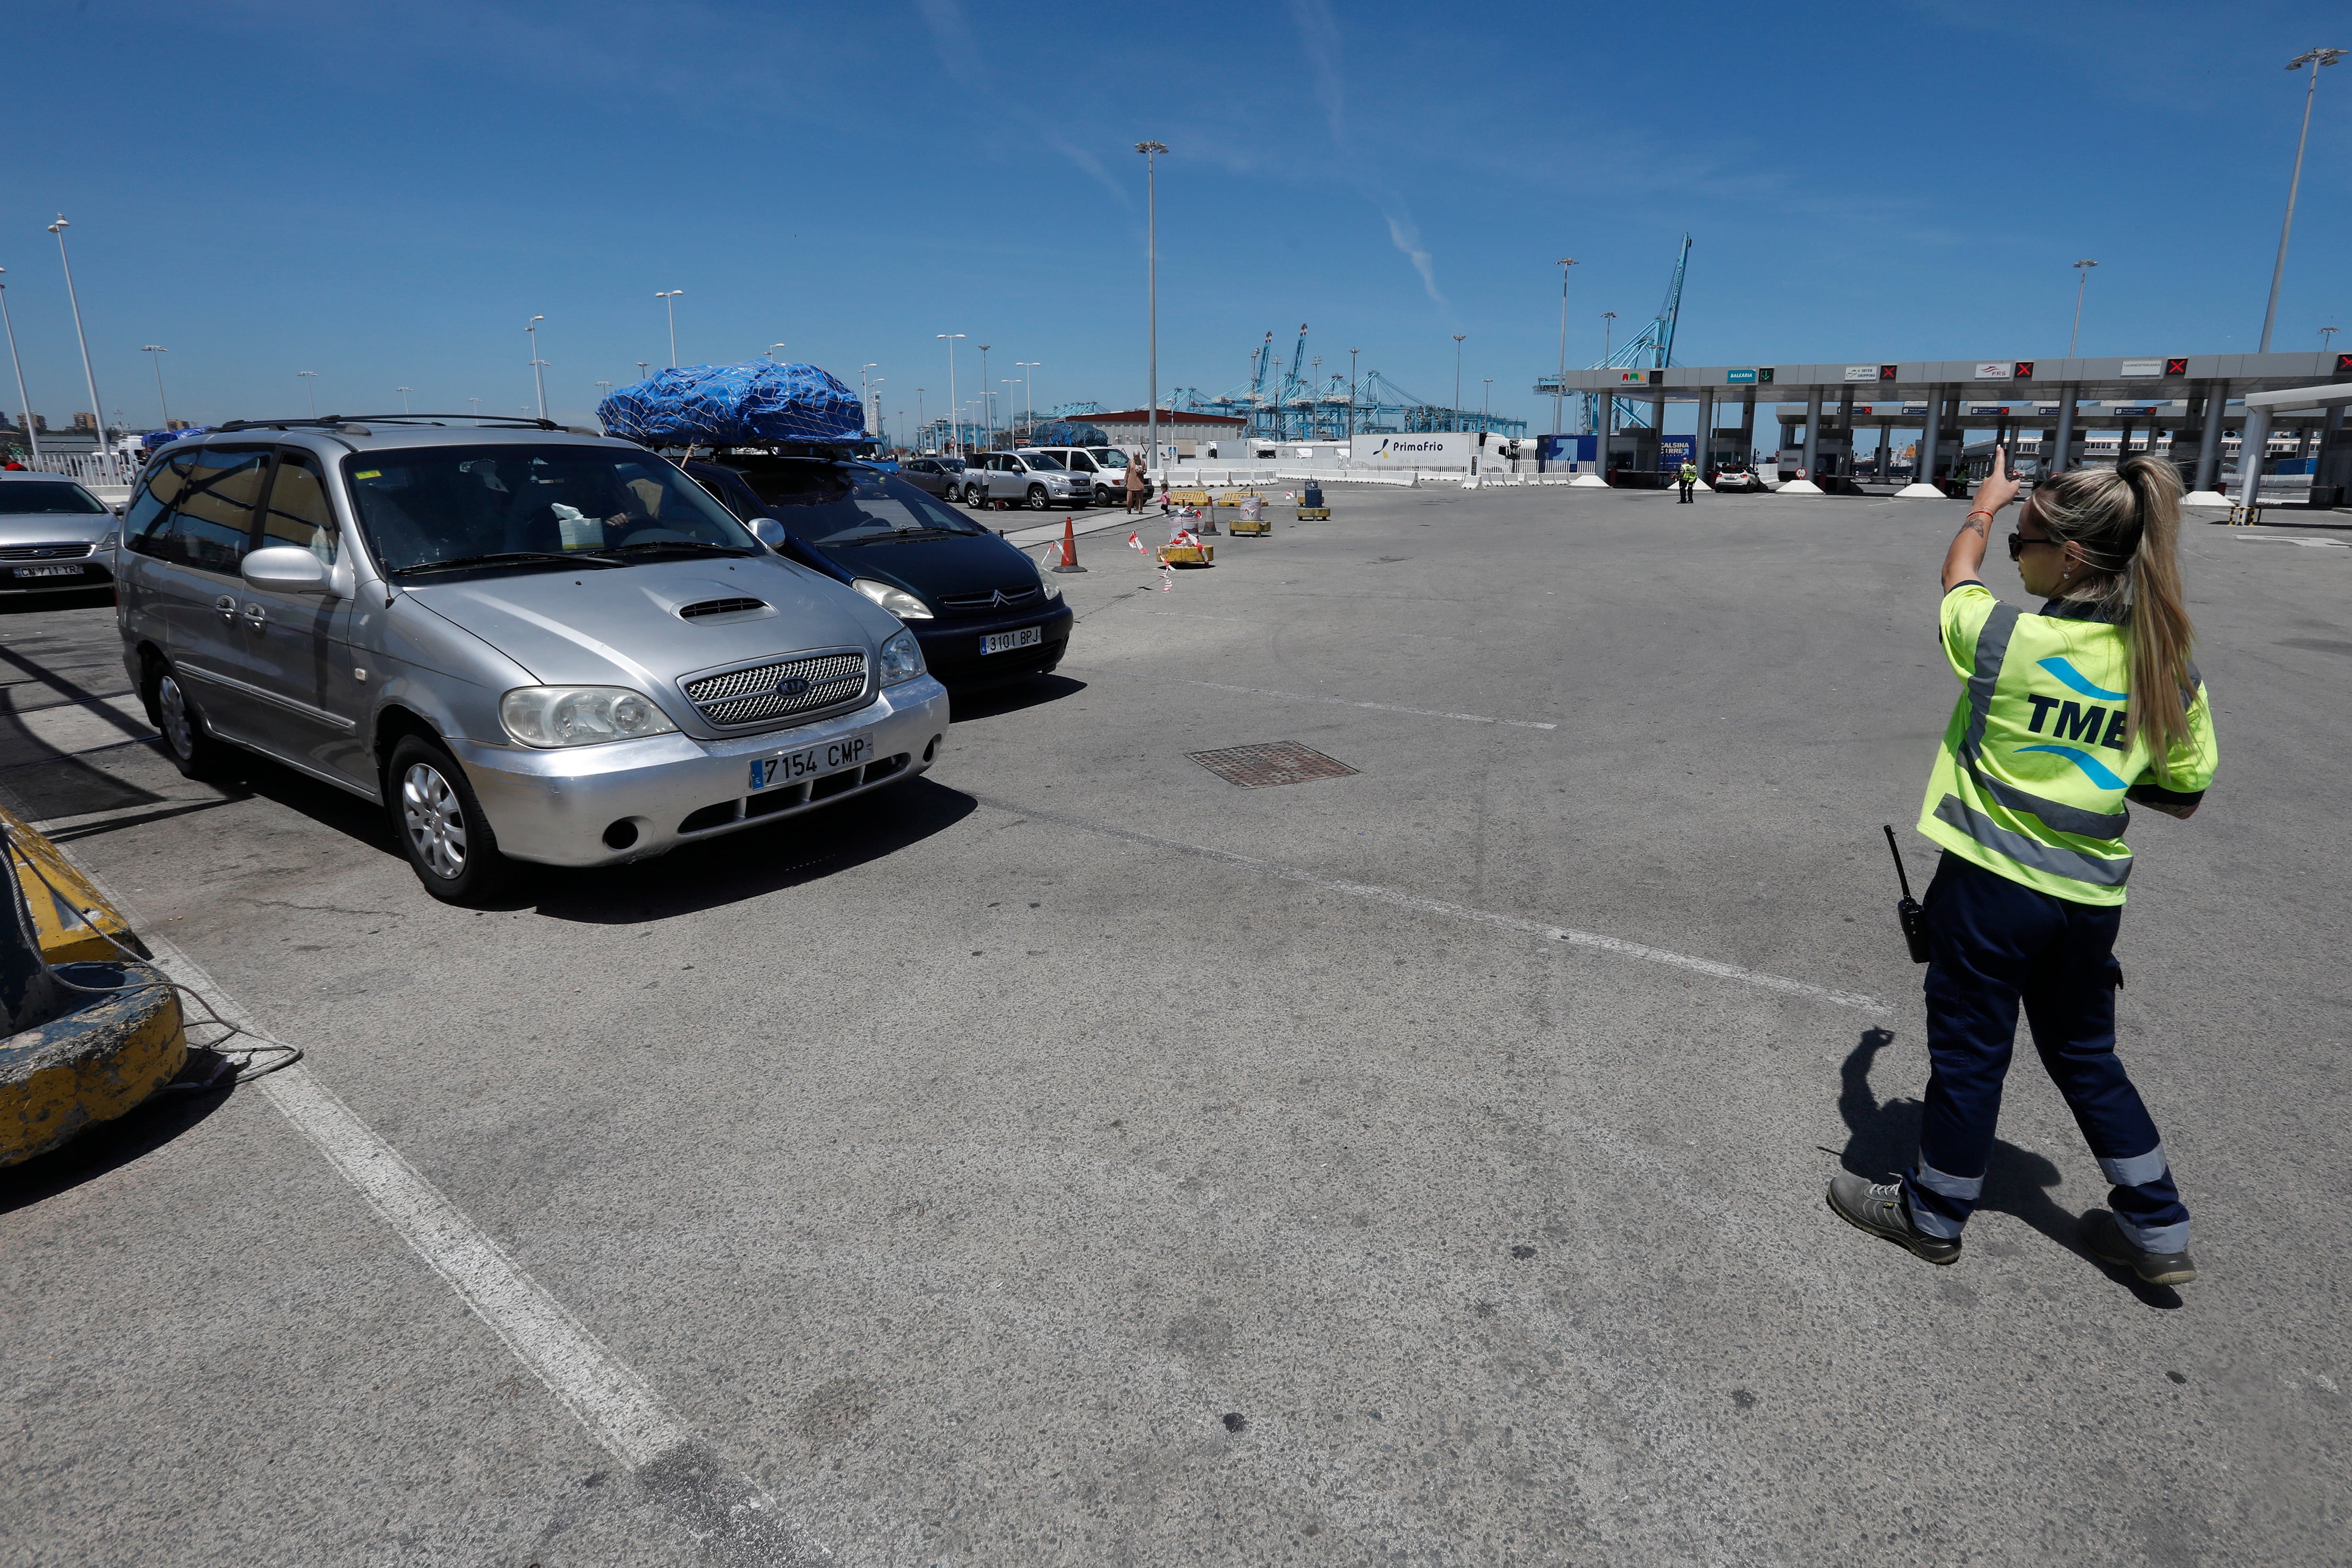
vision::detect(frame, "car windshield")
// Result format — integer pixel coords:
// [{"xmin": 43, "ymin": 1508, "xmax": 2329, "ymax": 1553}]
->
[
  {"xmin": 0, "ymin": 481, "xmax": 108, "ymax": 516},
  {"xmin": 726, "ymin": 463, "xmax": 989, "ymax": 546},
  {"xmin": 341, "ymin": 445, "xmax": 757, "ymax": 575},
  {"xmin": 1015, "ymin": 452, "xmax": 1065, "ymax": 470},
  {"xmin": 1090, "ymin": 449, "xmax": 1128, "ymax": 467}
]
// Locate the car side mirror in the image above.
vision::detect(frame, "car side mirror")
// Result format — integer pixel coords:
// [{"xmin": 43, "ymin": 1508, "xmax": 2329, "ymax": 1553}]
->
[
  {"xmin": 111, "ymin": 502, "xmax": 126, "ymax": 518},
  {"xmin": 749, "ymin": 517, "xmax": 787, "ymax": 549},
  {"xmin": 241, "ymin": 545, "xmax": 336, "ymax": 595}
]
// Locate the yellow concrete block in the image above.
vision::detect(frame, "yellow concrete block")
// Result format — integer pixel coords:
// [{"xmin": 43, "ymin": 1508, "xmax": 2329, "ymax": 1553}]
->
[
  {"xmin": 3, "ymin": 805, "xmax": 143, "ymax": 965},
  {"xmin": 1, "ymin": 969, "xmax": 187, "ymax": 1168}
]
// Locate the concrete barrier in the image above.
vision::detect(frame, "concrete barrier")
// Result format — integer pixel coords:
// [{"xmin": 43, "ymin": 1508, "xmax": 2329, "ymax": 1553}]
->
[{"xmin": 2, "ymin": 963, "xmax": 186, "ymax": 1167}]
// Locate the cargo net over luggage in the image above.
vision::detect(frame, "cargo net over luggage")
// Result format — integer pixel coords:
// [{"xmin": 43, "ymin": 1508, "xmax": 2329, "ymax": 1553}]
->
[{"xmin": 596, "ymin": 361, "xmax": 868, "ymax": 449}]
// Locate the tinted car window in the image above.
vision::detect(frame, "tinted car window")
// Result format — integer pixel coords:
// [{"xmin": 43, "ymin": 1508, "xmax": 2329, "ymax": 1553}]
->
[
  {"xmin": 124, "ymin": 448, "xmax": 267, "ymax": 575},
  {"xmin": 1016, "ymin": 452, "xmax": 1065, "ymax": 469},
  {"xmin": 729, "ymin": 464, "xmax": 990, "ymax": 545},
  {"xmin": 0, "ymin": 481, "xmax": 108, "ymax": 515},
  {"xmin": 343, "ymin": 445, "xmax": 757, "ymax": 575},
  {"xmin": 1091, "ymin": 448, "xmax": 1128, "ymax": 468},
  {"xmin": 261, "ymin": 450, "xmax": 340, "ymax": 564}
]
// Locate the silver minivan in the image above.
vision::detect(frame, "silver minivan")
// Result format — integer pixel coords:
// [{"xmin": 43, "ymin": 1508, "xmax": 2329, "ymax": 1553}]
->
[{"xmin": 115, "ymin": 419, "xmax": 950, "ymax": 902}]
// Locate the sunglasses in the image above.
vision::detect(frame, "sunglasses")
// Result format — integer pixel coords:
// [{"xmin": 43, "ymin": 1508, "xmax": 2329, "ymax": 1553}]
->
[{"xmin": 2006, "ymin": 530, "xmax": 2055, "ymax": 561}]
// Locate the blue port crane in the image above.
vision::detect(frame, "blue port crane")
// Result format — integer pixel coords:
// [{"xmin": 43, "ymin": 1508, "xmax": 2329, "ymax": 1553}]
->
[{"xmin": 1535, "ymin": 234, "xmax": 1692, "ymax": 433}]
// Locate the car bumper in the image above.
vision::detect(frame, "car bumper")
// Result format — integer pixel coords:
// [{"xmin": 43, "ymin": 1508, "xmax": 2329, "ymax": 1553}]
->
[
  {"xmin": 913, "ymin": 603, "xmax": 1074, "ymax": 686},
  {"xmin": 451, "ymin": 675, "xmax": 952, "ymax": 868}
]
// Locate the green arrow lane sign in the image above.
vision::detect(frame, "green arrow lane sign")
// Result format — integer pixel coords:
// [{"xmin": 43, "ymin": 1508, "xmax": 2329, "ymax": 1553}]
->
[{"xmin": 1726, "ymin": 368, "xmax": 1774, "ymax": 384}]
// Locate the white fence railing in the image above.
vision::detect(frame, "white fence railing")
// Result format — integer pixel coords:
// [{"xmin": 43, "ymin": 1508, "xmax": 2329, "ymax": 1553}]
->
[
  {"xmin": 15, "ymin": 451, "xmax": 134, "ymax": 486},
  {"xmin": 1151, "ymin": 463, "xmax": 1581, "ymax": 491}
]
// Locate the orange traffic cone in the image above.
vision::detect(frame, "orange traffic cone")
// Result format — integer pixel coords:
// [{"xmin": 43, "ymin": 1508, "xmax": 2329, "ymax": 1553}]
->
[{"xmin": 1051, "ymin": 516, "xmax": 1087, "ymax": 573}]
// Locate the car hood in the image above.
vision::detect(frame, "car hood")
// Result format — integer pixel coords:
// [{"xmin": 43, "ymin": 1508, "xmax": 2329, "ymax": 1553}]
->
[
  {"xmin": 0, "ymin": 512, "xmax": 114, "ymax": 544},
  {"xmin": 401, "ymin": 554, "xmax": 900, "ymax": 695},
  {"xmin": 816, "ymin": 530, "xmax": 1041, "ymax": 608}
]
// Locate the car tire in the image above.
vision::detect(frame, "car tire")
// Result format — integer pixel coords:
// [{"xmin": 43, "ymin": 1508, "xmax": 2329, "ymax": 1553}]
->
[
  {"xmin": 1025, "ymin": 484, "xmax": 1049, "ymax": 511},
  {"xmin": 387, "ymin": 734, "xmax": 513, "ymax": 906},
  {"xmin": 1094, "ymin": 485, "xmax": 1116, "ymax": 508},
  {"xmin": 964, "ymin": 484, "xmax": 987, "ymax": 508},
  {"xmin": 148, "ymin": 658, "xmax": 234, "ymax": 782}
]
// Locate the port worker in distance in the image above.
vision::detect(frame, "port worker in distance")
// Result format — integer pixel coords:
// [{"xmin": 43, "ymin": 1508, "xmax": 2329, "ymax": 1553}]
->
[
  {"xmin": 1678, "ymin": 458, "xmax": 1698, "ymax": 503},
  {"xmin": 1828, "ymin": 448, "xmax": 2217, "ymax": 1288}
]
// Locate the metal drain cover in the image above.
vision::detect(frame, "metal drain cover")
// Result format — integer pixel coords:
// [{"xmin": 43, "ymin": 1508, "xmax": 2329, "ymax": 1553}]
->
[{"xmin": 1187, "ymin": 741, "xmax": 1360, "ymax": 788}]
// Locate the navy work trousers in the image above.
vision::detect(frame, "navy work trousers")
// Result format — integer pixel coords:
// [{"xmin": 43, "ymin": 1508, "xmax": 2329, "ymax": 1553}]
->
[{"xmin": 1901, "ymin": 853, "xmax": 2191, "ymax": 1253}]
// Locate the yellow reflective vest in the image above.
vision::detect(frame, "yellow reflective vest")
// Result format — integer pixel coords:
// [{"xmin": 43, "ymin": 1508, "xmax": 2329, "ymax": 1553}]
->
[{"xmin": 1917, "ymin": 582, "xmax": 2217, "ymax": 906}]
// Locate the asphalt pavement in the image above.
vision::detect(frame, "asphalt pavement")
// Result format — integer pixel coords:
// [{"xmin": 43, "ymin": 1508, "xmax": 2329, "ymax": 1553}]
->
[{"xmin": 3, "ymin": 485, "xmax": 2347, "ymax": 1566}]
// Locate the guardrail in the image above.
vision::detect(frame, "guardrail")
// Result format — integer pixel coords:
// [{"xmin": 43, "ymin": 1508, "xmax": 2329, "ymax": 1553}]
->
[
  {"xmin": 1149, "ymin": 464, "xmax": 1580, "ymax": 490},
  {"xmin": 14, "ymin": 452, "xmax": 133, "ymax": 486}
]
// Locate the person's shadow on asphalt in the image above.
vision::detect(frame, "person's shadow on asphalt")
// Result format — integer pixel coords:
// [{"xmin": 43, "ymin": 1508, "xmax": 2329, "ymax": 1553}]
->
[{"xmin": 1834, "ymin": 1027, "xmax": 2182, "ymax": 1308}]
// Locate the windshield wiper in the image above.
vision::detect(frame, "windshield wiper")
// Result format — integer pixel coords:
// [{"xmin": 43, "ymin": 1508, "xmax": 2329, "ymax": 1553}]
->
[
  {"xmin": 588, "ymin": 539, "xmax": 756, "ymax": 558},
  {"xmin": 829, "ymin": 527, "xmax": 968, "ymax": 546},
  {"xmin": 393, "ymin": 551, "xmax": 616, "ymax": 577}
]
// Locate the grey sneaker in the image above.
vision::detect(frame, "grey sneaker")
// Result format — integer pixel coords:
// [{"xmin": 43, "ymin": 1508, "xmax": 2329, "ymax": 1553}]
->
[
  {"xmin": 2080, "ymin": 1209, "xmax": 2197, "ymax": 1287},
  {"xmin": 1827, "ymin": 1172, "xmax": 1962, "ymax": 1265}
]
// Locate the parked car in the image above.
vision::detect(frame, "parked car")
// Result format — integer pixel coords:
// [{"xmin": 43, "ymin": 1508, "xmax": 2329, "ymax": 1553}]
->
[
  {"xmin": 116, "ymin": 422, "xmax": 948, "ymax": 903},
  {"xmin": 0, "ymin": 471, "xmax": 121, "ymax": 593},
  {"xmin": 957, "ymin": 450, "xmax": 1090, "ymax": 510},
  {"xmin": 688, "ymin": 455, "xmax": 1072, "ymax": 690},
  {"xmin": 1024, "ymin": 445, "xmax": 1131, "ymax": 507},
  {"xmin": 896, "ymin": 456, "xmax": 960, "ymax": 499},
  {"xmin": 1709, "ymin": 467, "xmax": 1766, "ymax": 493}
]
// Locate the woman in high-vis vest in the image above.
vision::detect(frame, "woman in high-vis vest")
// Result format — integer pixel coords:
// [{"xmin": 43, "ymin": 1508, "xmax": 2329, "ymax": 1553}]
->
[{"xmin": 1830, "ymin": 448, "xmax": 2217, "ymax": 1286}]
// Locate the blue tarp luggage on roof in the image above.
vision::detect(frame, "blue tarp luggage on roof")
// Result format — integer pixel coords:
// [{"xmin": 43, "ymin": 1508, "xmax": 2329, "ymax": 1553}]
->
[
  {"xmin": 596, "ymin": 361, "xmax": 867, "ymax": 447},
  {"xmin": 141, "ymin": 426, "xmax": 207, "ymax": 452}
]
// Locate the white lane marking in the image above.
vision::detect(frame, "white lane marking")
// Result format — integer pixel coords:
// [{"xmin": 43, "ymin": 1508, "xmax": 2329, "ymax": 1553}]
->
[
  {"xmin": 970, "ymin": 795, "xmax": 1889, "ymax": 1014},
  {"xmin": 140, "ymin": 938, "xmax": 699, "ymax": 1468},
  {"xmin": 2227, "ymin": 534, "xmax": 2348, "ymax": 549},
  {"xmin": 14, "ymin": 815, "xmax": 825, "ymax": 1556},
  {"xmin": 1190, "ymin": 679, "xmax": 1558, "ymax": 730}
]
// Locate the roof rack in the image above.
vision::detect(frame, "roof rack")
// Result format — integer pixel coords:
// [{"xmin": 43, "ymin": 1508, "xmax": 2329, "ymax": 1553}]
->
[{"xmin": 209, "ymin": 414, "xmax": 563, "ymax": 433}]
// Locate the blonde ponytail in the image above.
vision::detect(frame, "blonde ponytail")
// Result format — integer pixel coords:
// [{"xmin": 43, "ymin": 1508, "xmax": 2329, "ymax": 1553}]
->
[{"xmin": 2029, "ymin": 456, "xmax": 2202, "ymax": 781}]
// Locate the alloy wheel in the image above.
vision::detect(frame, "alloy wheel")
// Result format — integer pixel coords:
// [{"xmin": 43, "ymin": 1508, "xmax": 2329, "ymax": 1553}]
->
[
  {"xmin": 400, "ymin": 761, "xmax": 469, "ymax": 880},
  {"xmin": 157, "ymin": 674, "xmax": 196, "ymax": 760}
]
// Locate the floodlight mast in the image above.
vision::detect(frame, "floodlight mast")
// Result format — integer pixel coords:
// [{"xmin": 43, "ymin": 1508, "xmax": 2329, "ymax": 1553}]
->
[
  {"xmin": 1136, "ymin": 141, "xmax": 1167, "ymax": 478},
  {"xmin": 2260, "ymin": 47, "xmax": 2344, "ymax": 353}
]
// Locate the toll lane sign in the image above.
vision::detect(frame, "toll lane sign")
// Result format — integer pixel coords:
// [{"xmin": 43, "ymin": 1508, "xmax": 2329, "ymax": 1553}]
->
[
  {"xmin": 1726, "ymin": 367, "xmax": 1774, "ymax": 384},
  {"xmin": 1974, "ymin": 362, "xmax": 2035, "ymax": 381}
]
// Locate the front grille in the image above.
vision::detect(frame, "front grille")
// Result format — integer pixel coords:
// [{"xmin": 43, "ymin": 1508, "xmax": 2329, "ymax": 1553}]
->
[
  {"xmin": 679, "ymin": 596, "xmax": 768, "ymax": 620},
  {"xmin": 0, "ymin": 542, "xmax": 95, "ymax": 562},
  {"xmin": 937, "ymin": 585, "xmax": 1042, "ymax": 613},
  {"xmin": 681, "ymin": 649, "xmax": 866, "ymax": 727}
]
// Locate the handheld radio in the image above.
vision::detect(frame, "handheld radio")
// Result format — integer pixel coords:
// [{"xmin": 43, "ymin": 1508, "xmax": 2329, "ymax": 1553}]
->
[{"xmin": 1883, "ymin": 825, "xmax": 1930, "ymax": 964}]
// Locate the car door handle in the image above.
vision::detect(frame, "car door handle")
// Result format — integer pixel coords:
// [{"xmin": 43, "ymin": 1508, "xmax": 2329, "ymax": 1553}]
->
[
  {"xmin": 214, "ymin": 594, "xmax": 238, "ymax": 621},
  {"xmin": 241, "ymin": 602, "xmax": 268, "ymax": 627}
]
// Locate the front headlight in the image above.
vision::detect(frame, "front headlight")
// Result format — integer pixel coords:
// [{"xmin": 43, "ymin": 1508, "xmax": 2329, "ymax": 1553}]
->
[
  {"xmin": 878, "ymin": 628, "xmax": 925, "ymax": 686},
  {"xmin": 499, "ymin": 686, "xmax": 680, "ymax": 748},
  {"xmin": 1034, "ymin": 556, "xmax": 1062, "ymax": 601},
  {"xmin": 852, "ymin": 578, "xmax": 934, "ymax": 620}
]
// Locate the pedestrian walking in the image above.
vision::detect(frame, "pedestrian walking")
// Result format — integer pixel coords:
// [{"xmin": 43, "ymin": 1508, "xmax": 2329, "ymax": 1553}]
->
[
  {"xmin": 1828, "ymin": 449, "xmax": 2217, "ymax": 1287},
  {"xmin": 1124, "ymin": 450, "xmax": 1148, "ymax": 515},
  {"xmin": 1677, "ymin": 459, "xmax": 1698, "ymax": 503}
]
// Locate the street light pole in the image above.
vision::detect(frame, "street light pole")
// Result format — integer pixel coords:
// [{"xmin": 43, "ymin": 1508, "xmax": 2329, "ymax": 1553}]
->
[
  {"xmin": 1600, "ymin": 312, "xmax": 1617, "ymax": 436},
  {"xmin": 936, "ymin": 334, "xmax": 965, "ymax": 456},
  {"xmin": 2261, "ymin": 48, "xmax": 2344, "ymax": 352},
  {"xmin": 1348, "ymin": 347, "xmax": 1358, "ymax": 441},
  {"xmin": 298, "ymin": 370, "xmax": 318, "ymax": 416},
  {"xmin": 978, "ymin": 345, "xmax": 991, "ymax": 449},
  {"xmin": 1016, "ymin": 362, "xmax": 1039, "ymax": 434},
  {"xmin": 1136, "ymin": 141, "xmax": 1167, "ymax": 478},
  {"xmin": 1553, "ymin": 258, "xmax": 1577, "ymax": 436},
  {"xmin": 142, "ymin": 345, "xmax": 169, "ymax": 426},
  {"xmin": 526, "ymin": 315, "xmax": 548, "ymax": 421},
  {"xmin": 655, "ymin": 291, "xmax": 685, "ymax": 366},
  {"xmin": 1452, "ymin": 334, "xmax": 1466, "ymax": 431},
  {"xmin": 1483, "ymin": 377, "xmax": 1492, "ymax": 429},
  {"xmin": 2069, "ymin": 260, "xmax": 2098, "ymax": 357},
  {"xmin": 396, "ymin": 385, "xmax": 412, "ymax": 414},
  {"xmin": 46, "ymin": 216, "xmax": 115, "ymax": 481},
  {"xmin": 0, "ymin": 271, "xmax": 38, "ymax": 459},
  {"xmin": 2323, "ymin": 325, "xmax": 2341, "ymax": 352}
]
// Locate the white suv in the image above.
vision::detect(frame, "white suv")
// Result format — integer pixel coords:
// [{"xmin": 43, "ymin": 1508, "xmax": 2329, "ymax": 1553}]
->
[{"xmin": 1025, "ymin": 445, "xmax": 1132, "ymax": 507}]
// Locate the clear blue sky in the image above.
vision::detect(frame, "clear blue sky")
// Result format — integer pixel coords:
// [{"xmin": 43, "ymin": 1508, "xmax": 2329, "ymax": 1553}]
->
[{"xmin": 2, "ymin": 1, "xmax": 2344, "ymax": 434}]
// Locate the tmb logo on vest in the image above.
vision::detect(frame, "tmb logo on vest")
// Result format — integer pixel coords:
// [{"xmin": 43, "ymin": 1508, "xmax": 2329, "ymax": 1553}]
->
[{"xmin": 2015, "ymin": 656, "xmax": 2130, "ymax": 787}]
